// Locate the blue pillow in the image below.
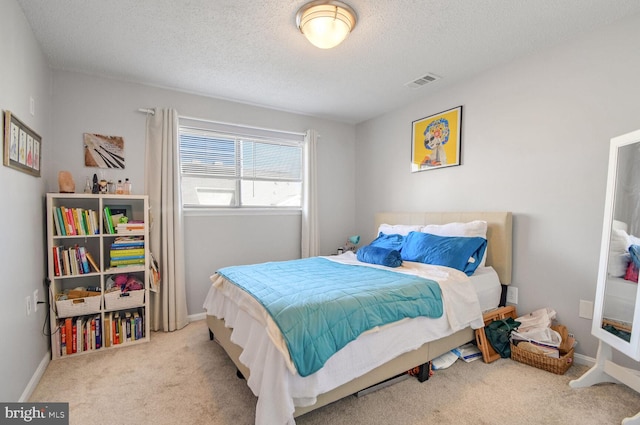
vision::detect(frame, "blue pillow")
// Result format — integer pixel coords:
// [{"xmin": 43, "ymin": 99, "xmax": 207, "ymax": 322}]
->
[
  {"xmin": 400, "ymin": 232, "xmax": 487, "ymax": 276},
  {"xmin": 630, "ymin": 245, "xmax": 640, "ymax": 268},
  {"xmin": 357, "ymin": 245, "xmax": 403, "ymax": 268},
  {"xmin": 369, "ymin": 232, "xmax": 405, "ymax": 251}
]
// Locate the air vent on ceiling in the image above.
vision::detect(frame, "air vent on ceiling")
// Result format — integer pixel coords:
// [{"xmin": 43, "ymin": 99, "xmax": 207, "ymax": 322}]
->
[{"xmin": 405, "ymin": 73, "xmax": 441, "ymax": 89}]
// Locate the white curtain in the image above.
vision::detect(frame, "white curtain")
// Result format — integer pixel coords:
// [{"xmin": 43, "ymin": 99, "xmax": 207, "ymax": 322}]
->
[
  {"xmin": 144, "ymin": 108, "xmax": 189, "ymax": 331},
  {"xmin": 301, "ymin": 129, "xmax": 319, "ymax": 258}
]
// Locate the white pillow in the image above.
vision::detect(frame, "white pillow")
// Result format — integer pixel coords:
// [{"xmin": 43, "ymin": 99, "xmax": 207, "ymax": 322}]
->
[
  {"xmin": 377, "ymin": 224, "xmax": 422, "ymax": 237},
  {"xmin": 421, "ymin": 220, "xmax": 488, "ymax": 267},
  {"xmin": 608, "ymin": 228, "xmax": 631, "ymax": 277},
  {"xmin": 610, "ymin": 228, "xmax": 630, "ymax": 254},
  {"xmin": 628, "ymin": 234, "xmax": 640, "ymax": 247}
]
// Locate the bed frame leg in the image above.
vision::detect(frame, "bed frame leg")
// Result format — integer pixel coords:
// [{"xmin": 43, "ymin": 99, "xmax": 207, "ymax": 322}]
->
[
  {"xmin": 208, "ymin": 329, "xmax": 214, "ymax": 340},
  {"xmin": 416, "ymin": 361, "xmax": 431, "ymax": 383}
]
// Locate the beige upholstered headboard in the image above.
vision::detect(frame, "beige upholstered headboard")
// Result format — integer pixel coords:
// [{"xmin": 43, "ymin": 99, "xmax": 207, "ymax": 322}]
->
[{"xmin": 374, "ymin": 212, "xmax": 513, "ymax": 285}]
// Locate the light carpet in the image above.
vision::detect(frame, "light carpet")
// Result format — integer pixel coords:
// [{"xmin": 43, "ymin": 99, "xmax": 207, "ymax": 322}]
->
[{"xmin": 29, "ymin": 319, "xmax": 640, "ymax": 425}]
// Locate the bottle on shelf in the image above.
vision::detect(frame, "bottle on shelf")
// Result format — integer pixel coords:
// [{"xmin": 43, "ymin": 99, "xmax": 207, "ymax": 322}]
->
[
  {"xmin": 84, "ymin": 177, "xmax": 92, "ymax": 193},
  {"xmin": 124, "ymin": 178, "xmax": 132, "ymax": 195},
  {"xmin": 116, "ymin": 180, "xmax": 124, "ymax": 194}
]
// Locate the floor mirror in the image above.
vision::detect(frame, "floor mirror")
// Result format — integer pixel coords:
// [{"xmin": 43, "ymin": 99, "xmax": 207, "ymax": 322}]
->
[{"xmin": 570, "ymin": 128, "xmax": 640, "ymax": 424}]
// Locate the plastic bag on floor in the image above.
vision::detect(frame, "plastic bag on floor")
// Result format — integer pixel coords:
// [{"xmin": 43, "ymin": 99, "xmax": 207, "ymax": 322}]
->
[
  {"xmin": 511, "ymin": 327, "xmax": 562, "ymax": 348},
  {"xmin": 515, "ymin": 307, "xmax": 556, "ymax": 333}
]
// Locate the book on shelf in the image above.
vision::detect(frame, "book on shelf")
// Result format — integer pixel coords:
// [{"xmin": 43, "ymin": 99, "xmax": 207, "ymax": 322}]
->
[
  {"xmin": 78, "ymin": 246, "xmax": 90, "ymax": 274},
  {"xmin": 52, "ymin": 246, "xmax": 61, "ymax": 276},
  {"xmin": 111, "ymin": 237, "xmax": 145, "ymax": 248},
  {"xmin": 72, "ymin": 209, "xmax": 82, "ymax": 235},
  {"xmin": 133, "ymin": 310, "xmax": 143, "ymax": 340},
  {"xmin": 110, "ymin": 255, "xmax": 144, "ymax": 261},
  {"xmin": 85, "ymin": 251, "xmax": 100, "ymax": 273},
  {"xmin": 110, "ymin": 248, "xmax": 145, "ymax": 257},
  {"xmin": 62, "ymin": 249, "xmax": 70, "ymax": 276},
  {"xmin": 115, "ymin": 221, "xmax": 146, "ymax": 233},
  {"xmin": 103, "ymin": 207, "xmax": 115, "ymax": 234},
  {"xmin": 59, "ymin": 320, "xmax": 66, "ymax": 356},
  {"xmin": 81, "ymin": 317, "xmax": 87, "ymax": 352},
  {"xmin": 54, "ymin": 207, "xmax": 65, "ymax": 236},
  {"xmin": 52, "ymin": 206, "xmax": 62, "ymax": 236},
  {"xmin": 95, "ymin": 315, "xmax": 102, "ymax": 349},
  {"xmin": 111, "ymin": 258, "xmax": 145, "ymax": 267},
  {"xmin": 104, "ymin": 312, "xmax": 112, "ymax": 348},
  {"xmin": 125, "ymin": 312, "xmax": 132, "ymax": 342},
  {"xmin": 62, "ymin": 207, "xmax": 73, "ymax": 235},
  {"xmin": 76, "ymin": 317, "xmax": 83, "ymax": 354},
  {"xmin": 69, "ymin": 247, "xmax": 78, "ymax": 275},
  {"xmin": 65, "ymin": 318, "xmax": 73, "ymax": 355},
  {"xmin": 113, "ymin": 314, "xmax": 120, "ymax": 345},
  {"xmin": 89, "ymin": 317, "xmax": 95, "ymax": 350}
]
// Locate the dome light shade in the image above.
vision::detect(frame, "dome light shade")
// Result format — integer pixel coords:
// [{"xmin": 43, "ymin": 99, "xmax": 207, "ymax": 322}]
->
[{"xmin": 296, "ymin": 1, "xmax": 357, "ymax": 49}]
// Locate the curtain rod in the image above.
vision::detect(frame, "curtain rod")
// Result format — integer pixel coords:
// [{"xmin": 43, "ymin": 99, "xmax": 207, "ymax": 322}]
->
[{"xmin": 139, "ymin": 108, "xmax": 306, "ymax": 137}]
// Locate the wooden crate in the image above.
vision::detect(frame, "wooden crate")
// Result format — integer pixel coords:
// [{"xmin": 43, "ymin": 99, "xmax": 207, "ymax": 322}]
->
[{"xmin": 475, "ymin": 305, "xmax": 517, "ymax": 363}]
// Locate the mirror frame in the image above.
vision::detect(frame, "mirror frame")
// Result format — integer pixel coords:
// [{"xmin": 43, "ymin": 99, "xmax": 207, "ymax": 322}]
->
[{"xmin": 592, "ymin": 129, "xmax": 640, "ymax": 360}]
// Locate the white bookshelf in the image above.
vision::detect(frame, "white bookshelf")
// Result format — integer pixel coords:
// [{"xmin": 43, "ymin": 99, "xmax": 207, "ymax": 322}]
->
[{"xmin": 46, "ymin": 193, "xmax": 150, "ymax": 358}]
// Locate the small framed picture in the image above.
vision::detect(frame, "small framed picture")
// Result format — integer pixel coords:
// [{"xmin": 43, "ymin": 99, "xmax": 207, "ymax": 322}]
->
[
  {"xmin": 411, "ymin": 106, "xmax": 462, "ymax": 172},
  {"xmin": 3, "ymin": 110, "xmax": 41, "ymax": 177}
]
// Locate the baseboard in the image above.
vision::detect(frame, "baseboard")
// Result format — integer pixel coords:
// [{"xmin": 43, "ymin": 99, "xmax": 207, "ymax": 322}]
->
[
  {"xmin": 20, "ymin": 352, "xmax": 50, "ymax": 402},
  {"xmin": 573, "ymin": 352, "xmax": 595, "ymax": 367},
  {"xmin": 188, "ymin": 312, "xmax": 206, "ymax": 322}
]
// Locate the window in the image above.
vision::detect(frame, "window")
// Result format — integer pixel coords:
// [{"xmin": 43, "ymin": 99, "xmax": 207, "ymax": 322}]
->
[{"xmin": 179, "ymin": 119, "xmax": 305, "ymax": 209}]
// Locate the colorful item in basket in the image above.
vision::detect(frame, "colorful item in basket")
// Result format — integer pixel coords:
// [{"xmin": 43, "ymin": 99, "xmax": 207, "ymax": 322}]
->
[{"xmin": 111, "ymin": 273, "xmax": 144, "ymax": 292}]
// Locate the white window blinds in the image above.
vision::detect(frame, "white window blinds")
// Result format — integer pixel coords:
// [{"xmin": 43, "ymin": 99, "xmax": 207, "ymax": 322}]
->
[{"xmin": 178, "ymin": 117, "xmax": 305, "ymax": 208}]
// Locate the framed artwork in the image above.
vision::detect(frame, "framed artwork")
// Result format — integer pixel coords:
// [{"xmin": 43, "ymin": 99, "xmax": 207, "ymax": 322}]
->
[
  {"xmin": 3, "ymin": 110, "xmax": 41, "ymax": 177},
  {"xmin": 83, "ymin": 133, "xmax": 125, "ymax": 168},
  {"xmin": 411, "ymin": 105, "xmax": 462, "ymax": 172}
]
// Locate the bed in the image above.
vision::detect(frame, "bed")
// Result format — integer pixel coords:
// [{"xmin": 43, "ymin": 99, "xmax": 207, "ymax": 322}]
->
[{"xmin": 203, "ymin": 211, "xmax": 513, "ymax": 425}]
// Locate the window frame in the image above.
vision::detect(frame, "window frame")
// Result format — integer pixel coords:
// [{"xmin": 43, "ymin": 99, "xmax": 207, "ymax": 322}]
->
[{"xmin": 178, "ymin": 117, "xmax": 306, "ymax": 213}]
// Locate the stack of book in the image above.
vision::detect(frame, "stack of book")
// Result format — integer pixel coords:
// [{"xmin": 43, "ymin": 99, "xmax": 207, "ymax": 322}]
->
[
  {"xmin": 110, "ymin": 237, "xmax": 145, "ymax": 268},
  {"xmin": 115, "ymin": 220, "xmax": 145, "ymax": 234}
]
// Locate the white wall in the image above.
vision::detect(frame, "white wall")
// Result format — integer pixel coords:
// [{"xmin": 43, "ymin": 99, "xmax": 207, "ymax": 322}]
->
[
  {"xmin": 0, "ymin": 0, "xmax": 52, "ymax": 401},
  {"xmin": 48, "ymin": 71, "xmax": 357, "ymax": 318},
  {"xmin": 354, "ymin": 14, "xmax": 640, "ymax": 360}
]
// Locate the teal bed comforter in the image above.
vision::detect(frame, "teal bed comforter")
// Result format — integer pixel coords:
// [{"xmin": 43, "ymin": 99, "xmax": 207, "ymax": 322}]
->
[{"xmin": 217, "ymin": 257, "xmax": 443, "ymax": 377}]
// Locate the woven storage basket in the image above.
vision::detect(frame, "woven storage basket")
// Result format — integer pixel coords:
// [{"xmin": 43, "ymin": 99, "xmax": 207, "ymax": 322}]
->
[
  {"xmin": 104, "ymin": 289, "xmax": 145, "ymax": 310},
  {"xmin": 510, "ymin": 343, "xmax": 574, "ymax": 374},
  {"xmin": 56, "ymin": 295, "xmax": 101, "ymax": 318}
]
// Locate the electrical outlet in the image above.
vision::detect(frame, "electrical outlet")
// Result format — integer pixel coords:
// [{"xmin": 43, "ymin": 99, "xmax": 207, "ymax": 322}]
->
[
  {"xmin": 506, "ymin": 286, "xmax": 518, "ymax": 304},
  {"xmin": 26, "ymin": 296, "xmax": 32, "ymax": 316},
  {"xmin": 33, "ymin": 289, "xmax": 39, "ymax": 312}
]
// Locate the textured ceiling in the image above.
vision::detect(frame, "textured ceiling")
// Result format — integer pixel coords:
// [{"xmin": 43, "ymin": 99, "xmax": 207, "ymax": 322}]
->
[{"xmin": 15, "ymin": 0, "xmax": 640, "ymax": 124}]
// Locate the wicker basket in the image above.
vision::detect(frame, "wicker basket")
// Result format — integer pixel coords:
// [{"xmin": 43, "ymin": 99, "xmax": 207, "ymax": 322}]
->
[
  {"xmin": 104, "ymin": 289, "xmax": 145, "ymax": 310},
  {"xmin": 510, "ymin": 343, "xmax": 574, "ymax": 375},
  {"xmin": 55, "ymin": 295, "xmax": 102, "ymax": 318}
]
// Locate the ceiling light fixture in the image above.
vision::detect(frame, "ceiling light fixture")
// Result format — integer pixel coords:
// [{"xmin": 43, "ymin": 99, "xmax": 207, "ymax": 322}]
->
[{"xmin": 296, "ymin": 1, "xmax": 357, "ymax": 49}]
